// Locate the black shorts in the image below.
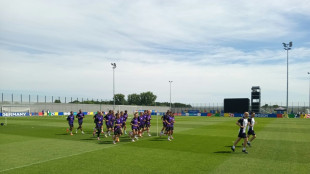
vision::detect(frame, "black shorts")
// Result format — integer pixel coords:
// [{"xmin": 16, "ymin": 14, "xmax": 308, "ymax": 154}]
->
[
  {"xmin": 78, "ymin": 121, "xmax": 83, "ymax": 126},
  {"xmin": 238, "ymin": 132, "xmax": 247, "ymax": 138},
  {"xmin": 166, "ymin": 127, "xmax": 172, "ymax": 131},
  {"xmin": 247, "ymin": 129, "xmax": 256, "ymax": 135},
  {"xmin": 122, "ymin": 122, "xmax": 126, "ymax": 127},
  {"xmin": 69, "ymin": 123, "xmax": 74, "ymax": 128},
  {"xmin": 106, "ymin": 124, "xmax": 113, "ymax": 129},
  {"xmin": 145, "ymin": 122, "xmax": 151, "ymax": 128},
  {"xmin": 114, "ymin": 128, "xmax": 122, "ymax": 135},
  {"xmin": 163, "ymin": 122, "xmax": 166, "ymax": 127},
  {"xmin": 139, "ymin": 124, "xmax": 145, "ymax": 129}
]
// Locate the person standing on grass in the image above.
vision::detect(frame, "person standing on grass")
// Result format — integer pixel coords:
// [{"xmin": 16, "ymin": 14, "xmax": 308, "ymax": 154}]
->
[
  {"xmin": 95, "ymin": 111, "xmax": 104, "ymax": 140},
  {"xmin": 66, "ymin": 111, "xmax": 75, "ymax": 136},
  {"xmin": 130, "ymin": 112, "xmax": 139, "ymax": 142},
  {"xmin": 76, "ymin": 109, "xmax": 85, "ymax": 134},
  {"xmin": 122, "ymin": 110, "xmax": 128, "ymax": 135},
  {"xmin": 247, "ymin": 112, "xmax": 257, "ymax": 147},
  {"xmin": 113, "ymin": 113, "xmax": 122, "ymax": 144},
  {"xmin": 165, "ymin": 112, "xmax": 174, "ymax": 141},
  {"xmin": 145, "ymin": 110, "xmax": 152, "ymax": 136},
  {"xmin": 231, "ymin": 112, "xmax": 250, "ymax": 154}
]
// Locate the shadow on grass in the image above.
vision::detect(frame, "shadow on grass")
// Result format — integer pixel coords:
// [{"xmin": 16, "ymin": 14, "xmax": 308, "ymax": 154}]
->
[
  {"xmin": 55, "ymin": 133, "xmax": 70, "ymax": 135},
  {"xmin": 214, "ymin": 151, "xmax": 232, "ymax": 154},
  {"xmin": 224, "ymin": 145, "xmax": 242, "ymax": 148},
  {"xmin": 149, "ymin": 138, "xmax": 165, "ymax": 141},
  {"xmin": 98, "ymin": 141, "xmax": 113, "ymax": 144}
]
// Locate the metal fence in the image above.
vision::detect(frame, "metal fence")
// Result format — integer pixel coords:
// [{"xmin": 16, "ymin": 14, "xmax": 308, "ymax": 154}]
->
[
  {"xmin": 172, "ymin": 102, "xmax": 309, "ymax": 114},
  {"xmin": 1, "ymin": 93, "xmax": 309, "ymax": 114},
  {"xmin": 0, "ymin": 93, "xmax": 110, "ymax": 104}
]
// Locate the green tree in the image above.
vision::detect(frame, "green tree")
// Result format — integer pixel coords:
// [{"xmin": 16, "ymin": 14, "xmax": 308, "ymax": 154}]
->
[
  {"xmin": 140, "ymin": 91, "xmax": 157, "ymax": 106},
  {"xmin": 128, "ymin": 93, "xmax": 141, "ymax": 105},
  {"xmin": 54, "ymin": 99, "xmax": 61, "ymax": 103},
  {"xmin": 114, "ymin": 94, "xmax": 126, "ymax": 105}
]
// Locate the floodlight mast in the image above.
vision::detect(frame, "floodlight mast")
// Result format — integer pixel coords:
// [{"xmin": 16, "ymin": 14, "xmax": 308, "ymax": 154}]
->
[
  {"xmin": 169, "ymin": 81, "xmax": 173, "ymax": 111},
  {"xmin": 308, "ymin": 72, "xmax": 310, "ymax": 111},
  {"xmin": 282, "ymin": 42, "xmax": 292, "ymax": 116},
  {"xmin": 111, "ymin": 63, "xmax": 116, "ymax": 110}
]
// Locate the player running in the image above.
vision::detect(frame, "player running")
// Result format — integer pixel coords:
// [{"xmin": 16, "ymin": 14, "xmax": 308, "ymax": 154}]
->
[
  {"xmin": 104, "ymin": 110, "xmax": 113, "ymax": 136},
  {"xmin": 138, "ymin": 112, "xmax": 145, "ymax": 137},
  {"xmin": 130, "ymin": 112, "xmax": 139, "ymax": 142},
  {"xmin": 247, "ymin": 112, "xmax": 257, "ymax": 147},
  {"xmin": 95, "ymin": 111, "xmax": 104, "ymax": 140},
  {"xmin": 160, "ymin": 111, "xmax": 169, "ymax": 136},
  {"xmin": 231, "ymin": 112, "xmax": 250, "ymax": 154},
  {"xmin": 122, "ymin": 110, "xmax": 129, "ymax": 135},
  {"xmin": 93, "ymin": 111, "xmax": 101, "ymax": 137},
  {"xmin": 66, "ymin": 111, "xmax": 75, "ymax": 136},
  {"xmin": 113, "ymin": 113, "xmax": 122, "ymax": 144},
  {"xmin": 75, "ymin": 109, "xmax": 85, "ymax": 134},
  {"xmin": 169, "ymin": 112, "xmax": 175, "ymax": 139},
  {"xmin": 145, "ymin": 110, "xmax": 152, "ymax": 136}
]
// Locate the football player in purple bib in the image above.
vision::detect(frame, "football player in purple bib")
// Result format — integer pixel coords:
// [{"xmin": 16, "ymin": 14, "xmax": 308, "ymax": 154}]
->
[
  {"xmin": 95, "ymin": 112, "xmax": 104, "ymax": 140},
  {"xmin": 145, "ymin": 110, "xmax": 152, "ymax": 136},
  {"xmin": 75, "ymin": 109, "xmax": 85, "ymax": 134},
  {"xmin": 138, "ymin": 112, "xmax": 145, "ymax": 137},
  {"xmin": 130, "ymin": 112, "xmax": 139, "ymax": 142},
  {"xmin": 104, "ymin": 110, "xmax": 113, "ymax": 137},
  {"xmin": 113, "ymin": 113, "xmax": 122, "ymax": 144},
  {"xmin": 122, "ymin": 110, "xmax": 129, "ymax": 135},
  {"xmin": 66, "ymin": 111, "xmax": 75, "ymax": 136}
]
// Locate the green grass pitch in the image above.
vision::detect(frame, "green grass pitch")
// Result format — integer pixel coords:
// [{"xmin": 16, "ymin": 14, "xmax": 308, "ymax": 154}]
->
[{"xmin": 0, "ymin": 116, "xmax": 309, "ymax": 174}]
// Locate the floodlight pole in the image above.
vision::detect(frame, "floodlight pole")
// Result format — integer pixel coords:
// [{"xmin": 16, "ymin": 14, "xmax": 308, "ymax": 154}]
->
[
  {"xmin": 283, "ymin": 42, "xmax": 292, "ymax": 116},
  {"xmin": 169, "ymin": 81, "xmax": 173, "ymax": 111},
  {"xmin": 111, "ymin": 63, "xmax": 117, "ymax": 110},
  {"xmin": 308, "ymin": 72, "xmax": 310, "ymax": 111}
]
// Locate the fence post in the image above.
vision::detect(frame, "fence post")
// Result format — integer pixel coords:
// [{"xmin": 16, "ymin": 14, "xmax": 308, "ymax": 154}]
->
[
  {"xmin": 37, "ymin": 95, "xmax": 39, "ymax": 103},
  {"xmin": 11, "ymin": 93, "xmax": 13, "ymax": 104},
  {"xmin": 29, "ymin": 94, "xmax": 30, "ymax": 104},
  {"xmin": 21, "ymin": 94, "xmax": 22, "ymax": 104}
]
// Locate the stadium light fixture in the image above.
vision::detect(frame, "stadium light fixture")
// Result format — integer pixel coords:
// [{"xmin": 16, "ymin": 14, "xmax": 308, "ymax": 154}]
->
[
  {"xmin": 111, "ymin": 63, "xmax": 117, "ymax": 110},
  {"xmin": 169, "ymin": 81, "xmax": 173, "ymax": 110},
  {"xmin": 282, "ymin": 41, "xmax": 293, "ymax": 115}
]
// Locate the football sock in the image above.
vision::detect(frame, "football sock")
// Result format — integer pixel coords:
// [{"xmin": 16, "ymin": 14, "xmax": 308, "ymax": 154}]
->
[
  {"xmin": 243, "ymin": 147, "xmax": 246, "ymax": 151},
  {"xmin": 232, "ymin": 145, "xmax": 235, "ymax": 148}
]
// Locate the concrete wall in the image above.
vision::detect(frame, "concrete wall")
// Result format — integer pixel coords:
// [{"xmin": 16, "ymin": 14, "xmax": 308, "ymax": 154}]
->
[{"xmin": 0, "ymin": 103, "xmax": 170, "ymax": 114}]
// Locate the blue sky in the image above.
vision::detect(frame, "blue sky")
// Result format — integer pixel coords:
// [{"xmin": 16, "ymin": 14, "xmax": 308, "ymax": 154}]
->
[{"xmin": 0, "ymin": 0, "xmax": 310, "ymax": 105}]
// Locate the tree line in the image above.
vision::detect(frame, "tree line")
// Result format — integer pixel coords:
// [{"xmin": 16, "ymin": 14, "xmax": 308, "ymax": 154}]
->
[{"xmin": 64, "ymin": 91, "xmax": 191, "ymax": 107}]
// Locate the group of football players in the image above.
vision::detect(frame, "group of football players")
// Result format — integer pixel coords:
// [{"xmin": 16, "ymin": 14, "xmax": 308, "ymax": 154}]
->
[{"xmin": 67, "ymin": 109, "xmax": 164, "ymax": 144}]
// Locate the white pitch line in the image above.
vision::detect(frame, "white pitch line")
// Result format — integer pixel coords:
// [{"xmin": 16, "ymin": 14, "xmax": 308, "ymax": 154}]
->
[{"xmin": 0, "ymin": 136, "xmax": 152, "ymax": 173}]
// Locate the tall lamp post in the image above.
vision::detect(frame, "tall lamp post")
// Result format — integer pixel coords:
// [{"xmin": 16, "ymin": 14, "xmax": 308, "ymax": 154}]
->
[
  {"xmin": 111, "ymin": 63, "xmax": 116, "ymax": 110},
  {"xmin": 282, "ymin": 41, "xmax": 292, "ymax": 115},
  {"xmin": 169, "ymin": 81, "xmax": 173, "ymax": 111},
  {"xmin": 308, "ymin": 72, "xmax": 310, "ymax": 111}
]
